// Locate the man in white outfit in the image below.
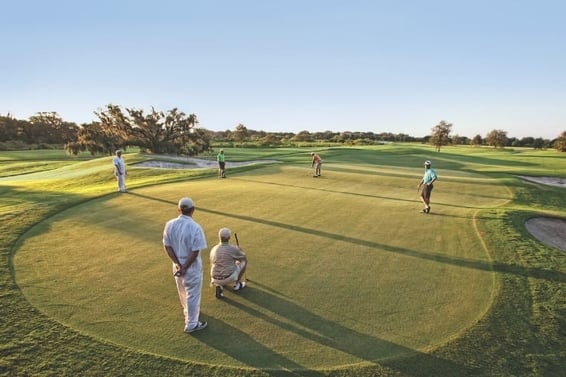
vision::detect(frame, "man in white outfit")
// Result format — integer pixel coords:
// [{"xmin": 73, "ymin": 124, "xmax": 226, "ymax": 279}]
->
[
  {"xmin": 112, "ymin": 150, "xmax": 126, "ymax": 192},
  {"xmin": 162, "ymin": 197, "xmax": 208, "ymax": 333}
]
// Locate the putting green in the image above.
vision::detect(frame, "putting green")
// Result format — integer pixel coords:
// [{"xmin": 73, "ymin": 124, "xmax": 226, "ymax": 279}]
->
[{"xmin": 14, "ymin": 164, "xmax": 510, "ymax": 371}]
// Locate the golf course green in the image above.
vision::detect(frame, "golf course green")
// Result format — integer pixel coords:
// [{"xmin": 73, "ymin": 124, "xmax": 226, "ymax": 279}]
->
[{"xmin": 3, "ymin": 145, "xmax": 565, "ymax": 376}]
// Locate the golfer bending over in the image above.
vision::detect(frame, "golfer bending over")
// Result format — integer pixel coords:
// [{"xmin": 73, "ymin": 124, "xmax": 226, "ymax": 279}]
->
[
  {"xmin": 417, "ymin": 160, "xmax": 438, "ymax": 213},
  {"xmin": 210, "ymin": 228, "xmax": 247, "ymax": 298},
  {"xmin": 311, "ymin": 152, "xmax": 322, "ymax": 177},
  {"xmin": 162, "ymin": 197, "xmax": 208, "ymax": 333}
]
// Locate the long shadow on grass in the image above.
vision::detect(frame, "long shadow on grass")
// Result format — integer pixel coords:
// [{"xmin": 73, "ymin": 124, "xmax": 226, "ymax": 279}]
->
[
  {"xmin": 198, "ymin": 310, "xmax": 327, "ymax": 376},
  {"xmin": 201, "ymin": 210, "xmax": 566, "ymax": 284},
  {"xmin": 129, "ymin": 192, "xmax": 566, "ymax": 283},
  {"xmin": 217, "ymin": 283, "xmax": 470, "ymax": 376},
  {"xmin": 229, "ymin": 177, "xmax": 508, "ymax": 209}
]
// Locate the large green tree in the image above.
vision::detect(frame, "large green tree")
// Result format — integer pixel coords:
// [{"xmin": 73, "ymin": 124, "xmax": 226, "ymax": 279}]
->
[
  {"xmin": 292, "ymin": 130, "xmax": 313, "ymax": 142},
  {"xmin": 470, "ymin": 134, "xmax": 483, "ymax": 147},
  {"xmin": 29, "ymin": 112, "xmax": 79, "ymax": 144},
  {"xmin": 0, "ymin": 112, "xmax": 78, "ymax": 145},
  {"xmin": 430, "ymin": 120, "xmax": 452, "ymax": 152},
  {"xmin": 67, "ymin": 105, "xmax": 209, "ymax": 155},
  {"xmin": 66, "ymin": 122, "xmax": 121, "ymax": 155},
  {"xmin": 233, "ymin": 123, "xmax": 248, "ymax": 144},
  {"xmin": 0, "ymin": 114, "xmax": 21, "ymax": 142},
  {"xmin": 486, "ymin": 129, "xmax": 508, "ymax": 148},
  {"xmin": 554, "ymin": 130, "xmax": 566, "ymax": 152}
]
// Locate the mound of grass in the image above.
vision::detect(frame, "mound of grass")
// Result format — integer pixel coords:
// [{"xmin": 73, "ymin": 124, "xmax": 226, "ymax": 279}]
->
[
  {"xmin": 2, "ymin": 145, "xmax": 565, "ymax": 376},
  {"xmin": 14, "ymin": 163, "xmax": 509, "ymax": 370}
]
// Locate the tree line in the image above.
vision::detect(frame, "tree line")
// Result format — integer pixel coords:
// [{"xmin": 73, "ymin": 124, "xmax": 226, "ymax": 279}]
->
[{"xmin": 1, "ymin": 107, "xmax": 565, "ymax": 154}]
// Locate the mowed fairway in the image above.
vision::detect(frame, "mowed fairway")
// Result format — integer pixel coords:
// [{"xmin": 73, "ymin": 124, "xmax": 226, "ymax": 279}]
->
[{"xmin": 14, "ymin": 158, "xmax": 511, "ymax": 371}]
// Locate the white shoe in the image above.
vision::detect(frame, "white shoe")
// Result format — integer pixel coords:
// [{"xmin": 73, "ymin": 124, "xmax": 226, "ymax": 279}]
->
[
  {"xmin": 233, "ymin": 281, "xmax": 247, "ymax": 291},
  {"xmin": 185, "ymin": 321, "xmax": 208, "ymax": 333}
]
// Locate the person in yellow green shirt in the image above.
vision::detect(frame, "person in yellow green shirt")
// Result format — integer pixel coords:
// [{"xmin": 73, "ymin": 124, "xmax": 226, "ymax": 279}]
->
[{"xmin": 217, "ymin": 149, "xmax": 226, "ymax": 178}]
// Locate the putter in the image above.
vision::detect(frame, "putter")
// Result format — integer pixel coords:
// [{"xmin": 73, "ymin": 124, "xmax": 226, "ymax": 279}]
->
[{"xmin": 234, "ymin": 232, "xmax": 248, "ymax": 282}]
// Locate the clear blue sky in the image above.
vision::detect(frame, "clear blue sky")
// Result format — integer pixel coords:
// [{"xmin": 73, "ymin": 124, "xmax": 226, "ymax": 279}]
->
[{"xmin": 2, "ymin": 0, "xmax": 564, "ymax": 139}]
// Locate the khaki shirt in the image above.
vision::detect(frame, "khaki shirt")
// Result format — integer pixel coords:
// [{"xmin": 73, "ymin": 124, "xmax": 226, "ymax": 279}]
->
[{"xmin": 209, "ymin": 242, "xmax": 246, "ymax": 280}]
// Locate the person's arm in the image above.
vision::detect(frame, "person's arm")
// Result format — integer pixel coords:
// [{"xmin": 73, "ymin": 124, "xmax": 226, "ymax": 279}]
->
[
  {"xmin": 164, "ymin": 245, "xmax": 182, "ymax": 273},
  {"xmin": 234, "ymin": 247, "xmax": 247, "ymax": 261},
  {"xmin": 114, "ymin": 161, "xmax": 122, "ymax": 175},
  {"xmin": 429, "ymin": 170, "xmax": 437, "ymax": 185},
  {"xmin": 180, "ymin": 250, "xmax": 200, "ymax": 275}
]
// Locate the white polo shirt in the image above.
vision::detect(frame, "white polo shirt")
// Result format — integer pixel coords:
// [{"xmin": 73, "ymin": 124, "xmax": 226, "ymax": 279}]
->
[
  {"xmin": 163, "ymin": 215, "xmax": 207, "ymax": 267},
  {"xmin": 113, "ymin": 155, "xmax": 126, "ymax": 175}
]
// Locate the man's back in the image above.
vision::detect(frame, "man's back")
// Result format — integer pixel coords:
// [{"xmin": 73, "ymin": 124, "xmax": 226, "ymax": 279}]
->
[
  {"xmin": 210, "ymin": 243, "xmax": 245, "ymax": 279},
  {"xmin": 163, "ymin": 215, "xmax": 206, "ymax": 266}
]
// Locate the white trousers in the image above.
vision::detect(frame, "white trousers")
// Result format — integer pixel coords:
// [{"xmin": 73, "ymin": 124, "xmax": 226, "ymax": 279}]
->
[
  {"xmin": 174, "ymin": 265, "xmax": 203, "ymax": 329},
  {"xmin": 116, "ymin": 174, "xmax": 126, "ymax": 192}
]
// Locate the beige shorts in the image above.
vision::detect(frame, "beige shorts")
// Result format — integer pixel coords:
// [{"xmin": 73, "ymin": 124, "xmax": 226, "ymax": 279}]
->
[{"xmin": 211, "ymin": 260, "xmax": 246, "ymax": 286}]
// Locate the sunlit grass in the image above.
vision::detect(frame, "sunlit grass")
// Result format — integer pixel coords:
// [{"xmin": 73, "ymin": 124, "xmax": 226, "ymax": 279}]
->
[{"xmin": 2, "ymin": 144, "xmax": 565, "ymax": 376}]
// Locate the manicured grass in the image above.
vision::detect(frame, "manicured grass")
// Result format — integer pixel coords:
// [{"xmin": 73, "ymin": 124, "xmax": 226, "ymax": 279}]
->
[{"xmin": 2, "ymin": 145, "xmax": 565, "ymax": 376}]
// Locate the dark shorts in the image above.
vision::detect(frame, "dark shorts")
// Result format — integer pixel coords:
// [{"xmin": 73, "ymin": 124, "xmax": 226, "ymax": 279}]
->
[
  {"xmin": 218, "ymin": 161, "xmax": 225, "ymax": 169},
  {"xmin": 421, "ymin": 183, "xmax": 433, "ymax": 200}
]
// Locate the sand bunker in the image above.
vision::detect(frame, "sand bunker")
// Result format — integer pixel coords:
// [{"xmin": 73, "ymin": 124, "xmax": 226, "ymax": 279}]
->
[
  {"xmin": 525, "ymin": 217, "xmax": 566, "ymax": 251},
  {"xmin": 518, "ymin": 176, "xmax": 566, "ymax": 251},
  {"xmin": 136, "ymin": 156, "xmax": 279, "ymax": 169},
  {"xmin": 518, "ymin": 176, "xmax": 566, "ymax": 188}
]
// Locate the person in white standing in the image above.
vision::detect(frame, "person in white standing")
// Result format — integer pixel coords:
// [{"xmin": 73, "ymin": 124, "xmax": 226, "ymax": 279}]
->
[
  {"xmin": 112, "ymin": 150, "xmax": 127, "ymax": 193},
  {"xmin": 162, "ymin": 197, "xmax": 208, "ymax": 333}
]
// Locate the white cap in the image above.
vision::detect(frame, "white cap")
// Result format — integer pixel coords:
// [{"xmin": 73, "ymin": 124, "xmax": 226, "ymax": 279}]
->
[
  {"xmin": 425, "ymin": 160, "xmax": 431, "ymax": 166},
  {"xmin": 219, "ymin": 227, "xmax": 231, "ymax": 240},
  {"xmin": 178, "ymin": 197, "xmax": 194, "ymax": 209}
]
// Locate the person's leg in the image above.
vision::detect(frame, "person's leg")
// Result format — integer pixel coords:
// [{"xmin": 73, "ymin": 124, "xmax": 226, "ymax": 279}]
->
[
  {"xmin": 425, "ymin": 185, "xmax": 433, "ymax": 212},
  {"xmin": 419, "ymin": 186, "xmax": 430, "ymax": 212},
  {"xmin": 117, "ymin": 174, "xmax": 126, "ymax": 192},
  {"xmin": 236, "ymin": 260, "xmax": 247, "ymax": 283},
  {"xmin": 184, "ymin": 271, "xmax": 203, "ymax": 330},
  {"xmin": 174, "ymin": 270, "xmax": 188, "ymax": 323},
  {"xmin": 419, "ymin": 187, "xmax": 428, "ymax": 206}
]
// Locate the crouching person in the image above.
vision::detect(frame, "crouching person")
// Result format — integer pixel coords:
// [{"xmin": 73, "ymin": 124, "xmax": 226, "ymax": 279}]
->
[{"xmin": 210, "ymin": 228, "xmax": 247, "ymax": 298}]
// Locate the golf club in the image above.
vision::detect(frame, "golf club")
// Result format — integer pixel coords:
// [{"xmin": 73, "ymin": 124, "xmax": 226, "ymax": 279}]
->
[{"xmin": 234, "ymin": 232, "xmax": 248, "ymax": 282}]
